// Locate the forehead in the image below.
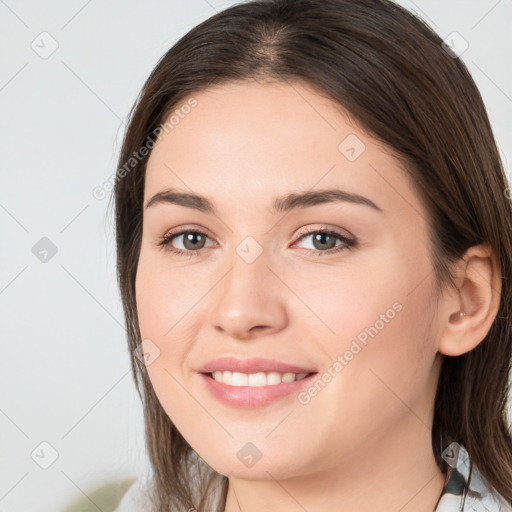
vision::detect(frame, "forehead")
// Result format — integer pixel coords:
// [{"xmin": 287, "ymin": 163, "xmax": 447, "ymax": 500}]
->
[{"xmin": 143, "ymin": 79, "xmax": 425, "ymax": 224}]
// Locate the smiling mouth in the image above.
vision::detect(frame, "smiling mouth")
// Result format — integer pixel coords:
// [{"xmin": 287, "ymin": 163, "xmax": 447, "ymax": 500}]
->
[{"xmin": 204, "ymin": 371, "xmax": 317, "ymax": 387}]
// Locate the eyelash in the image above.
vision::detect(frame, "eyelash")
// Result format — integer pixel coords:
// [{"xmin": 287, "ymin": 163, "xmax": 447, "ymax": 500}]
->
[{"xmin": 156, "ymin": 226, "xmax": 357, "ymax": 257}]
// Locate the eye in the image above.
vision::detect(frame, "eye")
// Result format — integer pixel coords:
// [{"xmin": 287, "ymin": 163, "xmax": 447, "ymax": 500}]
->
[
  {"xmin": 156, "ymin": 226, "xmax": 357, "ymax": 257},
  {"xmin": 157, "ymin": 228, "xmax": 214, "ymax": 256},
  {"xmin": 292, "ymin": 227, "xmax": 356, "ymax": 256}
]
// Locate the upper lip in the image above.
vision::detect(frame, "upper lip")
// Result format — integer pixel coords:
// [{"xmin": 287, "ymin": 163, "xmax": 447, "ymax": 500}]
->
[{"xmin": 198, "ymin": 357, "xmax": 317, "ymax": 375}]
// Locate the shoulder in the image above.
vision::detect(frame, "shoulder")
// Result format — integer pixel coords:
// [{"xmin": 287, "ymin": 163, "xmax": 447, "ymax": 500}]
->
[{"xmin": 113, "ymin": 475, "xmax": 156, "ymax": 512}]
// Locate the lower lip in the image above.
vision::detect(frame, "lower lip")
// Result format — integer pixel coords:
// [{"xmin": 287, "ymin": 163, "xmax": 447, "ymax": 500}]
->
[{"xmin": 199, "ymin": 372, "xmax": 317, "ymax": 408}]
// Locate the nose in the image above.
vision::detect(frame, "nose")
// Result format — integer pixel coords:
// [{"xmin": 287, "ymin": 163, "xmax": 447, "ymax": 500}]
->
[{"xmin": 209, "ymin": 251, "xmax": 288, "ymax": 341}]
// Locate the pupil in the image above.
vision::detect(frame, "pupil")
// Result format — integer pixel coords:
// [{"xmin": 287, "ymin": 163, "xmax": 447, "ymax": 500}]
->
[
  {"xmin": 314, "ymin": 233, "xmax": 335, "ymax": 250},
  {"xmin": 184, "ymin": 233, "xmax": 204, "ymax": 250}
]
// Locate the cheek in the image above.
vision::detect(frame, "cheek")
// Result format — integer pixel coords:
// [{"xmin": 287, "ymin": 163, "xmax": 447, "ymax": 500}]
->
[
  {"xmin": 134, "ymin": 257, "xmax": 194, "ymax": 405},
  {"xmin": 134, "ymin": 247, "xmax": 216, "ymax": 364},
  {"xmin": 287, "ymin": 248, "xmax": 412, "ymax": 349},
  {"xmin": 135, "ymin": 249, "xmax": 204, "ymax": 343},
  {"xmin": 297, "ymin": 243, "xmax": 437, "ymax": 410},
  {"xmin": 135, "ymin": 261, "xmax": 203, "ymax": 438},
  {"xmin": 291, "ymin": 281, "xmax": 437, "ymax": 467}
]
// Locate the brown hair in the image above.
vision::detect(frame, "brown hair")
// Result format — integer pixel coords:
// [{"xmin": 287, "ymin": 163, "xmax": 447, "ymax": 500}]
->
[{"xmin": 112, "ymin": 0, "xmax": 512, "ymax": 509}]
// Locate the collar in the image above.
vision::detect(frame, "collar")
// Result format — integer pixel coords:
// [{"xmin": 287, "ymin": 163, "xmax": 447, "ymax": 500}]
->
[{"xmin": 433, "ymin": 443, "xmax": 511, "ymax": 511}]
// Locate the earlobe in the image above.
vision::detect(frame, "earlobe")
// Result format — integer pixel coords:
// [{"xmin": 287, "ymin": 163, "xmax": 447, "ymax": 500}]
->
[{"xmin": 438, "ymin": 243, "xmax": 501, "ymax": 357}]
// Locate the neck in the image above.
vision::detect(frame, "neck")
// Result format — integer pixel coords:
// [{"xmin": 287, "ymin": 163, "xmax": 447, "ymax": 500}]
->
[{"xmin": 223, "ymin": 417, "xmax": 446, "ymax": 512}]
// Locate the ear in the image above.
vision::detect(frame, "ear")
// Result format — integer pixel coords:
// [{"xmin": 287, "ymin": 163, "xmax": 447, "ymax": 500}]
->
[{"xmin": 437, "ymin": 243, "xmax": 502, "ymax": 357}]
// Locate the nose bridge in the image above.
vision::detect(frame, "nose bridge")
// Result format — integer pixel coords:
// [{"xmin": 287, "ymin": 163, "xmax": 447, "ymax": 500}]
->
[{"xmin": 209, "ymin": 238, "xmax": 287, "ymax": 338}]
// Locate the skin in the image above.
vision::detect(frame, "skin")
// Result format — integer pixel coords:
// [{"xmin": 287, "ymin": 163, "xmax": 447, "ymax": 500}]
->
[{"xmin": 135, "ymin": 79, "xmax": 501, "ymax": 512}]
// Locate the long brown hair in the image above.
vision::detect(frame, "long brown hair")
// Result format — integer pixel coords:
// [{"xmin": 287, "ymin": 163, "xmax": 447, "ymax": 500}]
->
[{"xmin": 112, "ymin": 0, "xmax": 512, "ymax": 509}]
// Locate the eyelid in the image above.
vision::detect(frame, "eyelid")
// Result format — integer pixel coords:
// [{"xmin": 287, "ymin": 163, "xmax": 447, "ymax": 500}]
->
[
  {"xmin": 156, "ymin": 225, "xmax": 217, "ymax": 250},
  {"xmin": 156, "ymin": 223, "xmax": 357, "ymax": 256},
  {"xmin": 161, "ymin": 224, "xmax": 216, "ymax": 242},
  {"xmin": 294, "ymin": 224, "xmax": 355, "ymax": 240},
  {"xmin": 157, "ymin": 225, "xmax": 349, "ymax": 244},
  {"xmin": 291, "ymin": 225, "xmax": 356, "ymax": 253}
]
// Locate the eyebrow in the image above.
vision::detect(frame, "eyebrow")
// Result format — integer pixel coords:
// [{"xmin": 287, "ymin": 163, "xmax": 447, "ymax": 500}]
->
[{"xmin": 145, "ymin": 188, "xmax": 383, "ymax": 215}]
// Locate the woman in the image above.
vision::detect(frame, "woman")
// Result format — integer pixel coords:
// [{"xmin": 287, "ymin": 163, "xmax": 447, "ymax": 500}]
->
[{"xmin": 111, "ymin": 0, "xmax": 512, "ymax": 510}]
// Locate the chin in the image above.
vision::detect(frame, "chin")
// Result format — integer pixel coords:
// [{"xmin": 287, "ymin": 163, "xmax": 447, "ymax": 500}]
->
[{"xmin": 198, "ymin": 446, "xmax": 306, "ymax": 481}]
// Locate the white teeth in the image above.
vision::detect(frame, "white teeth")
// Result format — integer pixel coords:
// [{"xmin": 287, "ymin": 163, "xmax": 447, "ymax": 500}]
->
[
  {"xmin": 231, "ymin": 372, "xmax": 248, "ymax": 386},
  {"xmin": 267, "ymin": 372, "xmax": 282, "ymax": 385},
  {"xmin": 248, "ymin": 372, "xmax": 267, "ymax": 387},
  {"xmin": 211, "ymin": 370, "xmax": 310, "ymax": 387}
]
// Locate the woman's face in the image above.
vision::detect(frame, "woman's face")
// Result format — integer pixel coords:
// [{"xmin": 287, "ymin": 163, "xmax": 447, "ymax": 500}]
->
[{"xmin": 135, "ymin": 79, "xmax": 443, "ymax": 480}]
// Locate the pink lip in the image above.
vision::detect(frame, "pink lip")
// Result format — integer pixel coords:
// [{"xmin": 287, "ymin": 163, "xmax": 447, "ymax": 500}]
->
[
  {"xmin": 199, "ymin": 372, "xmax": 317, "ymax": 408},
  {"xmin": 197, "ymin": 357, "xmax": 317, "ymax": 374}
]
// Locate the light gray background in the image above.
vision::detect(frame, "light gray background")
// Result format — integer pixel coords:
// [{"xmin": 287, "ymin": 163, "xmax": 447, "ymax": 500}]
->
[{"xmin": 1, "ymin": 1, "xmax": 511, "ymax": 511}]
